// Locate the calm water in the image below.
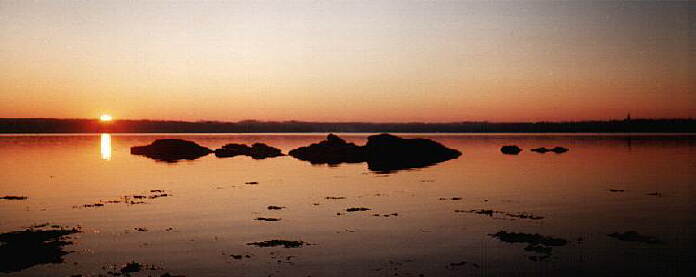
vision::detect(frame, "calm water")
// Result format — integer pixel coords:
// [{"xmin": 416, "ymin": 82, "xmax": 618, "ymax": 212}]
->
[{"xmin": 0, "ymin": 134, "xmax": 694, "ymax": 276}]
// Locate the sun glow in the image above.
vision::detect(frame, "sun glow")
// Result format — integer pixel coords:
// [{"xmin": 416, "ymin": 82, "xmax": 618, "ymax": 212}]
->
[{"xmin": 100, "ymin": 114, "xmax": 113, "ymax": 121}]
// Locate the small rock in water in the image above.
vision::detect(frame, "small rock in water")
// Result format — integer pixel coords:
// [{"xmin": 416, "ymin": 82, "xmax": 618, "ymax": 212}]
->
[
  {"xmin": 500, "ymin": 145, "xmax": 522, "ymax": 155},
  {"xmin": 1, "ymin": 196, "xmax": 28, "ymax": 200}
]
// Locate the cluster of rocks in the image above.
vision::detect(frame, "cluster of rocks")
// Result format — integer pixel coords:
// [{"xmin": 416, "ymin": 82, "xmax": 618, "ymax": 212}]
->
[
  {"xmin": 130, "ymin": 139, "xmax": 282, "ymax": 162},
  {"xmin": 289, "ymin": 133, "xmax": 462, "ymax": 172},
  {"xmin": 130, "ymin": 133, "xmax": 462, "ymax": 172}
]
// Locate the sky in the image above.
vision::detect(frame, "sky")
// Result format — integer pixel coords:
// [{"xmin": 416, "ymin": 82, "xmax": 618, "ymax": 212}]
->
[{"xmin": 0, "ymin": 0, "xmax": 692, "ymax": 122}]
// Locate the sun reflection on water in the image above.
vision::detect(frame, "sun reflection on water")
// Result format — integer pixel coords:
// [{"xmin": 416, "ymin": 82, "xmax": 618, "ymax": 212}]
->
[{"xmin": 100, "ymin": 133, "xmax": 111, "ymax": 160}]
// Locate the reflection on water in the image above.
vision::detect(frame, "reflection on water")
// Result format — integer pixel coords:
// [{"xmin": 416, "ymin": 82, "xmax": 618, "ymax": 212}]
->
[
  {"xmin": 0, "ymin": 134, "xmax": 694, "ymax": 276},
  {"xmin": 100, "ymin": 133, "xmax": 111, "ymax": 160}
]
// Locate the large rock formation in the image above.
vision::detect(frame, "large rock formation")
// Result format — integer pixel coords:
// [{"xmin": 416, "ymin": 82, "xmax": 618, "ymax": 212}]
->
[
  {"xmin": 289, "ymin": 133, "xmax": 461, "ymax": 172},
  {"xmin": 288, "ymin": 134, "xmax": 365, "ymax": 164},
  {"xmin": 214, "ymin": 143, "xmax": 284, "ymax": 159},
  {"xmin": 130, "ymin": 139, "xmax": 212, "ymax": 162},
  {"xmin": 363, "ymin": 133, "xmax": 462, "ymax": 172}
]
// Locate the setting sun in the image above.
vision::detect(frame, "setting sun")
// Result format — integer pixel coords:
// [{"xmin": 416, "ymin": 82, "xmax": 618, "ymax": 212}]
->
[{"xmin": 99, "ymin": 114, "xmax": 113, "ymax": 121}]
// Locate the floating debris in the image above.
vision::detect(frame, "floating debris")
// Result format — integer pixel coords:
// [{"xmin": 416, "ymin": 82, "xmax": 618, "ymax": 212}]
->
[
  {"xmin": 0, "ymin": 225, "xmax": 80, "ymax": 273},
  {"xmin": 75, "ymin": 190, "xmax": 171, "ymax": 209},
  {"xmin": 254, "ymin": 217, "xmax": 281, "ymax": 222},
  {"xmin": 608, "ymin": 231, "xmax": 662, "ymax": 244},
  {"xmin": 245, "ymin": 181, "xmax": 259, "ymax": 185},
  {"xmin": 446, "ymin": 260, "xmax": 480, "ymax": 270},
  {"xmin": 490, "ymin": 231, "xmax": 567, "ymax": 261},
  {"xmin": 134, "ymin": 227, "xmax": 148, "ymax": 232},
  {"xmin": 346, "ymin": 207, "xmax": 371, "ymax": 212},
  {"xmin": 267, "ymin": 205, "xmax": 285, "ymax": 210},
  {"xmin": 609, "ymin": 189, "xmax": 625, "ymax": 192},
  {"xmin": 325, "ymin": 196, "xmax": 346, "ymax": 200},
  {"xmin": 247, "ymin": 240, "xmax": 307, "ymax": 248},
  {"xmin": 439, "ymin": 197, "xmax": 462, "ymax": 201},
  {"xmin": 460, "ymin": 209, "xmax": 497, "ymax": 216},
  {"xmin": 230, "ymin": 254, "xmax": 252, "ymax": 260},
  {"xmin": 81, "ymin": 203, "xmax": 105, "ymax": 208},
  {"xmin": 505, "ymin": 212, "xmax": 544, "ymax": 220},
  {"xmin": 490, "ymin": 231, "xmax": 567, "ymax": 246},
  {"xmin": 373, "ymin": 213, "xmax": 399, "ymax": 217},
  {"xmin": 0, "ymin": 195, "xmax": 27, "ymax": 200},
  {"xmin": 148, "ymin": 193, "xmax": 169, "ymax": 199},
  {"xmin": 646, "ymin": 192, "xmax": 663, "ymax": 197},
  {"xmin": 457, "ymin": 209, "xmax": 544, "ymax": 220}
]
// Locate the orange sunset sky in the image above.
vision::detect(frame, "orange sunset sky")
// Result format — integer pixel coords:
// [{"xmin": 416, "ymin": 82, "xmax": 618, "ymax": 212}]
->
[{"xmin": 0, "ymin": 0, "xmax": 692, "ymax": 122}]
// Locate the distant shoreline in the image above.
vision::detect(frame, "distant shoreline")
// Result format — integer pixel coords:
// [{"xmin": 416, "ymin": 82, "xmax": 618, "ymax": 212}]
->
[{"xmin": 1, "ymin": 118, "xmax": 694, "ymax": 133}]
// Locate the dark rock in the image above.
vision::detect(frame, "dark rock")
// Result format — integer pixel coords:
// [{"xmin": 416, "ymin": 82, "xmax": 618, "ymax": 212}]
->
[
  {"xmin": 500, "ymin": 145, "xmax": 522, "ymax": 155},
  {"xmin": 531, "ymin": 146, "xmax": 569, "ymax": 154},
  {"xmin": 267, "ymin": 205, "xmax": 285, "ymax": 210},
  {"xmin": 288, "ymin": 134, "xmax": 366, "ymax": 165},
  {"xmin": 1, "ymin": 196, "xmax": 27, "ymax": 200},
  {"xmin": 254, "ymin": 217, "xmax": 281, "ymax": 221},
  {"xmin": 214, "ymin": 143, "xmax": 283, "ymax": 159},
  {"xmin": 120, "ymin": 261, "xmax": 143, "ymax": 274},
  {"xmin": 289, "ymin": 133, "xmax": 461, "ymax": 172},
  {"xmin": 130, "ymin": 139, "xmax": 212, "ymax": 162},
  {"xmin": 0, "ymin": 226, "xmax": 80, "ymax": 273},
  {"xmin": 609, "ymin": 189, "xmax": 625, "ymax": 192},
  {"xmin": 364, "ymin": 133, "xmax": 461, "ymax": 172},
  {"xmin": 608, "ymin": 231, "xmax": 662, "ymax": 244}
]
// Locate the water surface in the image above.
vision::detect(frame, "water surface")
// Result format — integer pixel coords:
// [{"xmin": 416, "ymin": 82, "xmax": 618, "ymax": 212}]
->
[{"xmin": 0, "ymin": 134, "xmax": 694, "ymax": 276}]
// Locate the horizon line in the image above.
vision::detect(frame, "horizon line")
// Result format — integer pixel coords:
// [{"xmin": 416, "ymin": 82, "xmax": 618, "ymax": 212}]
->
[{"xmin": 2, "ymin": 117, "xmax": 694, "ymax": 125}]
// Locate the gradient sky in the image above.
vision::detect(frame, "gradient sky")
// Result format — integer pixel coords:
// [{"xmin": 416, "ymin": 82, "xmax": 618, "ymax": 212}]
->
[{"xmin": 0, "ymin": 0, "xmax": 692, "ymax": 122}]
